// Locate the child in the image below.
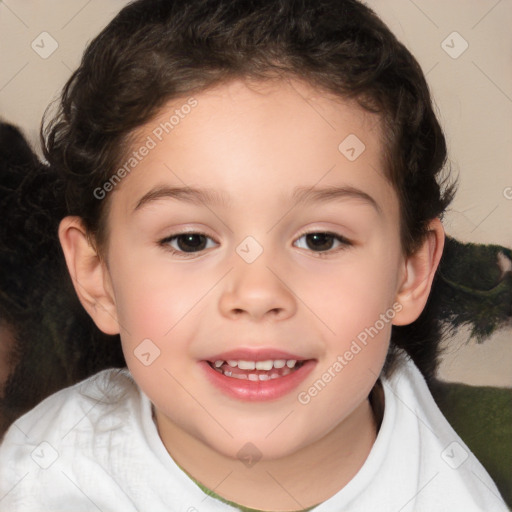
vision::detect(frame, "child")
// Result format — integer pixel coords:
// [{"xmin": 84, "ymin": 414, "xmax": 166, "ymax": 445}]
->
[{"xmin": 0, "ymin": 0, "xmax": 508, "ymax": 510}]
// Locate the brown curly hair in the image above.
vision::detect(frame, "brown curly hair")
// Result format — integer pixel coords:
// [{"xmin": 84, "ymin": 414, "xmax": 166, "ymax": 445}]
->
[{"xmin": 42, "ymin": 0, "xmax": 457, "ymax": 380}]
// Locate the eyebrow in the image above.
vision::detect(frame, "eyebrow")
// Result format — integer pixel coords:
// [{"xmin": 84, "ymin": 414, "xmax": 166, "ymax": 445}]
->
[
  {"xmin": 134, "ymin": 186, "xmax": 231, "ymax": 211},
  {"xmin": 290, "ymin": 185, "xmax": 382, "ymax": 215},
  {"xmin": 133, "ymin": 184, "xmax": 381, "ymax": 214}
]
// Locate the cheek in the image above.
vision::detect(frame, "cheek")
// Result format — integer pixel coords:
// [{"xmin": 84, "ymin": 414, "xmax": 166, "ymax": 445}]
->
[
  {"xmin": 304, "ymin": 250, "xmax": 400, "ymax": 335},
  {"xmin": 110, "ymin": 254, "xmax": 206, "ymax": 340},
  {"xmin": 296, "ymin": 266, "xmax": 393, "ymax": 440},
  {"xmin": 298, "ymin": 247, "xmax": 399, "ymax": 394},
  {"xmin": 109, "ymin": 253, "xmax": 217, "ymax": 389}
]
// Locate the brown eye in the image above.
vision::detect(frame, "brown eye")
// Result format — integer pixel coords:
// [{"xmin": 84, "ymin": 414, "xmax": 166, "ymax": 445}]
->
[
  {"xmin": 294, "ymin": 231, "xmax": 352, "ymax": 255},
  {"xmin": 160, "ymin": 233, "xmax": 216, "ymax": 253},
  {"xmin": 305, "ymin": 233, "xmax": 335, "ymax": 251}
]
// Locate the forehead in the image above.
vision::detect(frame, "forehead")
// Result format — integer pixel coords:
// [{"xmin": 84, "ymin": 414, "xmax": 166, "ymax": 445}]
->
[{"xmin": 113, "ymin": 78, "xmax": 398, "ymax": 221}]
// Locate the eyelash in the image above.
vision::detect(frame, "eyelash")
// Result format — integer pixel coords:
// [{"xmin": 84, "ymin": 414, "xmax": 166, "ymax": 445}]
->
[{"xmin": 158, "ymin": 230, "xmax": 353, "ymax": 258}]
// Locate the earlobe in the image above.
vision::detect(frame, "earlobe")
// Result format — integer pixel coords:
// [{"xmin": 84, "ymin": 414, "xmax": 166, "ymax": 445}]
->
[
  {"xmin": 58, "ymin": 216, "xmax": 120, "ymax": 335},
  {"xmin": 393, "ymin": 218, "xmax": 445, "ymax": 326}
]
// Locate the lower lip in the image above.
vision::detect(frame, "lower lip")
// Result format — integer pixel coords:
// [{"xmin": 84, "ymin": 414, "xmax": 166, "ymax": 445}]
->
[{"xmin": 200, "ymin": 360, "xmax": 317, "ymax": 401}]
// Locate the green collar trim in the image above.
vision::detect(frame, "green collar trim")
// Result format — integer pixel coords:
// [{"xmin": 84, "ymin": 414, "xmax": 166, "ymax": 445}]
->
[{"xmin": 176, "ymin": 461, "xmax": 319, "ymax": 512}]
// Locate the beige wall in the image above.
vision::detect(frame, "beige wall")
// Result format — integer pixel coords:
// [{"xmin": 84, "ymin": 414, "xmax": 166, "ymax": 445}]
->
[
  {"xmin": 0, "ymin": 1, "xmax": 511, "ymax": 386},
  {"xmin": 369, "ymin": 1, "xmax": 512, "ymax": 386}
]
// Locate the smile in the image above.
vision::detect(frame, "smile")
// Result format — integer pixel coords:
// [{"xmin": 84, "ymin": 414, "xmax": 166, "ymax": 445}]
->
[
  {"xmin": 208, "ymin": 359, "xmax": 305, "ymax": 380},
  {"xmin": 200, "ymin": 350, "xmax": 316, "ymax": 401}
]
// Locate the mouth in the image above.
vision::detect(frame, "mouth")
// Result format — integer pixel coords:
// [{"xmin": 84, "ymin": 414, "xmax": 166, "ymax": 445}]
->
[
  {"xmin": 207, "ymin": 358, "xmax": 307, "ymax": 381},
  {"xmin": 200, "ymin": 349, "xmax": 316, "ymax": 401}
]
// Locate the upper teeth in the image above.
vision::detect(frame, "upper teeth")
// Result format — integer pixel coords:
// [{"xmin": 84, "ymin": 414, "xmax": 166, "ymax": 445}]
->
[{"xmin": 214, "ymin": 359, "xmax": 298, "ymax": 370}]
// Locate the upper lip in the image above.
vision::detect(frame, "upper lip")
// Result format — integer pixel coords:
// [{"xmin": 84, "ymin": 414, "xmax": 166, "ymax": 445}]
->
[{"xmin": 205, "ymin": 348, "xmax": 312, "ymax": 362}]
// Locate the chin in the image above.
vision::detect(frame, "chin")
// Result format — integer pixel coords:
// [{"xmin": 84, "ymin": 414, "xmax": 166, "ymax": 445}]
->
[{"xmin": 200, "ymin": 424, "xmax": 315, "ymax": 463}]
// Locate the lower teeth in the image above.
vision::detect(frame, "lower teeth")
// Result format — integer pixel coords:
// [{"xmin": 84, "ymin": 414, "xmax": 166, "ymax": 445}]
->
[
  {"xmin": 211, "ymin": 362, "xmax": 303, "ymax": 380},
  {"xmin": 225, "ymin": 371, "xmax": 282, "ymax": 380}
]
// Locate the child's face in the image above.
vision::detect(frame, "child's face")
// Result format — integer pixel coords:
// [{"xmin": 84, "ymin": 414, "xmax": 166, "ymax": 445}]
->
[{"xmin": 99, "ymin": 78, "xmax": 408, "ymax": 459}]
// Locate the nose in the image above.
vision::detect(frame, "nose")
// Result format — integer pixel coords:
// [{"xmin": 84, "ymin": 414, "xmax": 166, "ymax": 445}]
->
[{"xmin": 218, "ymin": 252, "xmax": 297, "ymax": 322}]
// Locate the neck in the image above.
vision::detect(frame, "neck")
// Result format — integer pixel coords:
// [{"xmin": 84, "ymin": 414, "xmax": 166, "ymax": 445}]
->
[{"xmin": 155, "ymin": 389, "xmax": 382, "ymax": 511}]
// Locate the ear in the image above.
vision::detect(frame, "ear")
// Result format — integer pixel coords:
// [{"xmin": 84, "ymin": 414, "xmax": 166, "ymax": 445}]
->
[
  {"xmin": 393, "ymin": 218, "xmax": 445, "ymax": 326},
  {"xmin": 58, "ymin": 216, "xmax": 120, "ymax": 335}
]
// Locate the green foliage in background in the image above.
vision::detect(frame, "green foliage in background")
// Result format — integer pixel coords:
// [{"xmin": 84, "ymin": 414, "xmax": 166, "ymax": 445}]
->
[
  {"xmin": 431, "ymin": 381, "xmax": 512, "ymax": 509},
  {"xmin": 438, "ymin": 237, "xmax": 512, "ymax": 342},
  {"xmin": 428, "ymin": 236, "xmax": 512, "ymax": 508}
]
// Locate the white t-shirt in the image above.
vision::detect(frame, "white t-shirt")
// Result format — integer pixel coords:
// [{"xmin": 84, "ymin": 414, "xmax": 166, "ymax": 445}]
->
[{"xmin": 0, "ymin": 356, "xmax": 508, "ymax": 512}]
